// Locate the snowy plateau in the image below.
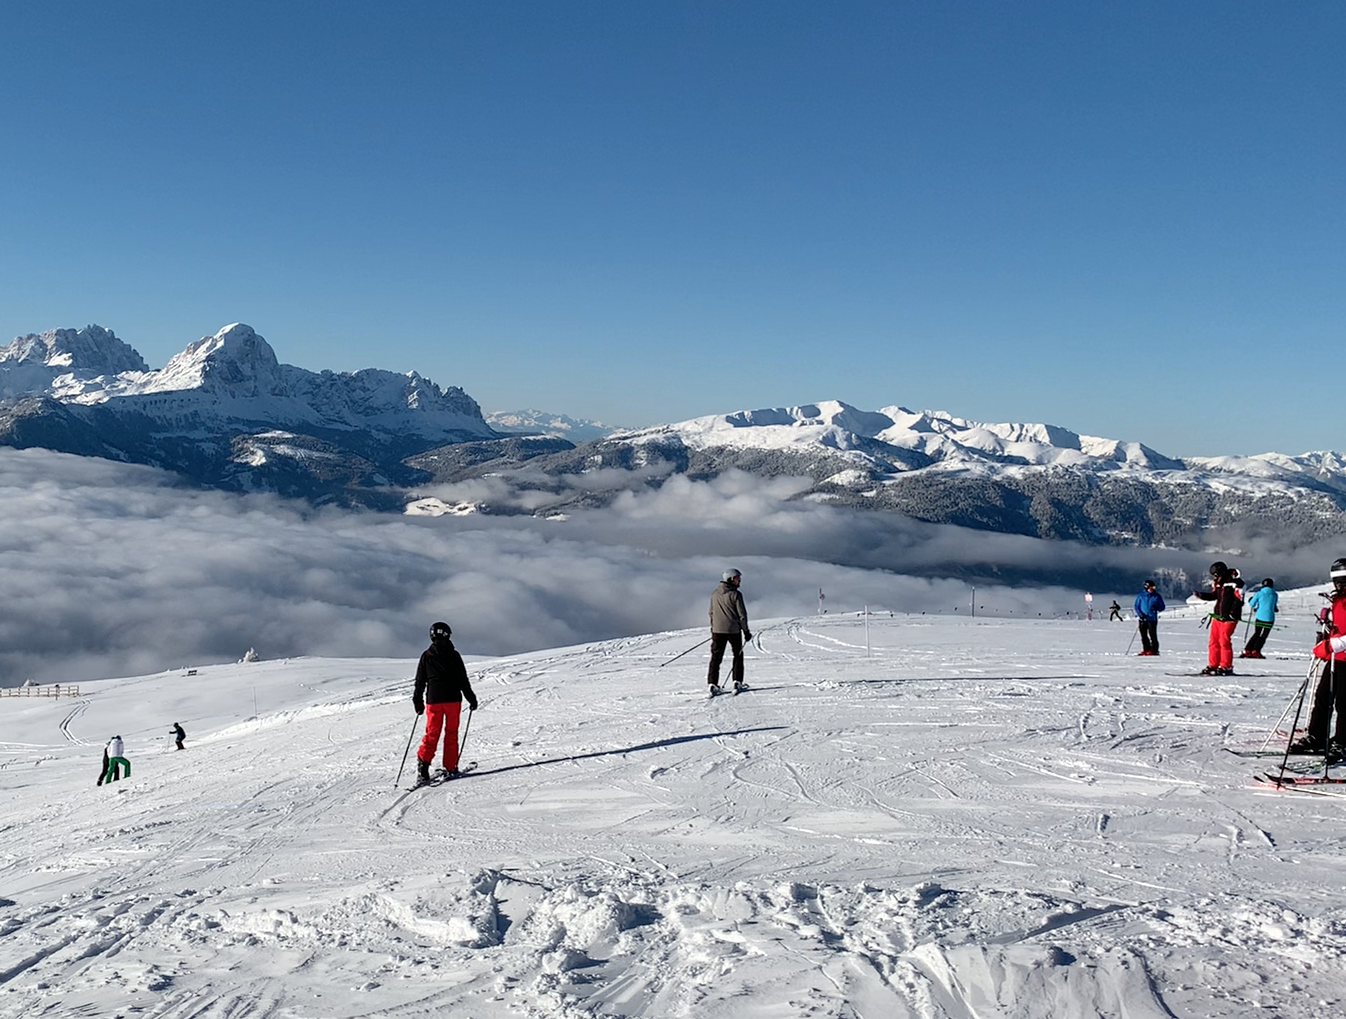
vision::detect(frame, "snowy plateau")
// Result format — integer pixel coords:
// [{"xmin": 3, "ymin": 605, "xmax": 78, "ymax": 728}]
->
[{"xmin": 4, "ymin": 600, "xmax": 1346, "ymax": 1018}]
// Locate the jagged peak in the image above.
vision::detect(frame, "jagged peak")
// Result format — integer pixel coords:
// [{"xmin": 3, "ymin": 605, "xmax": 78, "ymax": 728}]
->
[{"xmin": 0, "ymin": 324, "xmax": 149, "ymax": 375}]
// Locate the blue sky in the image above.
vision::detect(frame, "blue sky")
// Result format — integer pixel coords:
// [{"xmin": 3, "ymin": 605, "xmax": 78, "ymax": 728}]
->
[{"xmin": 2, "ymin": 1, "xmax": 1341, "ymax": 456}]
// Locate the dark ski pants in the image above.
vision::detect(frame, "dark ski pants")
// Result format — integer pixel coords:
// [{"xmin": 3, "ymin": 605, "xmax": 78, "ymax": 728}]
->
[
  {"xmin": 707, "ymin": 632, "xmax": 744, "ymax": 686},
  {"xmin": 1243, "ymin": 623, "xmax": 1272, "ymax": 655},
  {"xmin": 418, "ymin": 701, "xmax": 463, "ymax": 772},
  {"xmin": 1307, "ymin": 659, "xmax": 1346, "ymax": 746},
  {"xmin": 1137, "ymin": 619, "xmax": 1159, "ymax": 654}
]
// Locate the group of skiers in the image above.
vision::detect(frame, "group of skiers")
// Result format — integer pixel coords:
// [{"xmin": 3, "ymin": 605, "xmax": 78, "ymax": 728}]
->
[
  {"xmin": 1128, "ymin": 563, "xmax": 1280, "ymax": 676},
  {"xmin": 405, "ymin": 570, "xmax": 754, "ymax": 784},
  {"xmin": 95, "ymin": 723, "xmax": 185, "ymax": 786},
  {"xmin": 86, "ymin": 559, "xmax": 1346, "ymax": 787}
]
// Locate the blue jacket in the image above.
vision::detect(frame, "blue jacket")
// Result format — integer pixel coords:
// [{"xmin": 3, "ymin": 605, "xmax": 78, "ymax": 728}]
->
[
  {"xmin": 1134, "ymin": 590, "xmax": 1166, "ymax": 620},
  {"xmin": 1247, "ymin": 586, "xmax": 1278, "ymax": 625}
]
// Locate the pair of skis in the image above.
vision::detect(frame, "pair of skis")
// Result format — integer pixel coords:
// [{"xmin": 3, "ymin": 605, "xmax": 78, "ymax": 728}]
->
[
  {"xmin": 1253, "ymin": 772, "xmax": 1346, "ymax": 795},
  {"xmin": 709, "ymin": 682, "xmax": 748, "ymax": 698},
  {"xmin": 410, "ymin": 761, "xmax": 478, "ymax": 789}
]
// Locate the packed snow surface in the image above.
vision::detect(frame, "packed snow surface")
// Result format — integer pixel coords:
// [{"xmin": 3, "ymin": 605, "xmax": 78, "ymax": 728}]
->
[{"xmin": 4, "ymin": 599, "xmax": 1346, "ymax": 1018}]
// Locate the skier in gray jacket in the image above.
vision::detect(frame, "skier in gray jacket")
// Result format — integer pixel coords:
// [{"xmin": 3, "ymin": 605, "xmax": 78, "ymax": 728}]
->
[{"xmin": 707, "ymin": 568, "xmax": 752, "ymax": 695}]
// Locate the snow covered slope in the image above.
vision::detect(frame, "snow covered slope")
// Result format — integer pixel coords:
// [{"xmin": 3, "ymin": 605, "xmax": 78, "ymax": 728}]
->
[{"xmin": 3, "ymin": 604, "xmax": 1344, "ymax": 1018}]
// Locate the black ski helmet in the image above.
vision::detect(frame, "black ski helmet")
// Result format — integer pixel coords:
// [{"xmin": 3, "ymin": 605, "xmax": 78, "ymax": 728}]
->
[
  {"xmin": 429, "ymin": 621, "xmax": 452, "ymax": 642},
  {"xmin": 1332, "ymin": 559, "xmax": 1346, "ymax": 584},
  {"xmin": 1209, "ymin": 561, "xmax": 1228, "ymax": 578},
  {"xmin": 1262, "ymin": 578, "xmax": 1274, "ymax": 588}
]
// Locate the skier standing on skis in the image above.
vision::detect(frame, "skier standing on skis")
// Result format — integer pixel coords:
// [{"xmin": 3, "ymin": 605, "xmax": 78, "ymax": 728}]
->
[
  {"xmin": 1296, "ymin": 559, "xmax": 1346, "ymax": 756},
  {"xmin": 1133, "ymin": 580, "xmax": 1165, "ymax": 655},
  {"xmin": 102, "ymin": 735, "xmax": 130, "ymax": 783},
  {"xmin": 1239, "ymin": 579, "xmax": 1278, "ymax": 659},
  {"xmin": 170, "ymin": 722, "xmax": 186, "ymax": 750},
  {"xmin": 708, "ymin": 568, "xmax": 752, "ymax": 695},
  {"xmin": 1108, "ymin": 600, "xmax": 1123, "ymax": 622},
  {"xmin": 1194, "ymin": 561, "xmax": 1244, "ymax": 675},
  {"xmin": 412, "ymin": 622, "xmax": 478, "ymax": 784}
]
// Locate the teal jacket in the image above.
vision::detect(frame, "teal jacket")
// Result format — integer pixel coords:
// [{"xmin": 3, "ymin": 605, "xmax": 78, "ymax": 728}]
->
[{"xmin": 1247, "ymin": 586, "xmax": 1278, "ymax": 625}]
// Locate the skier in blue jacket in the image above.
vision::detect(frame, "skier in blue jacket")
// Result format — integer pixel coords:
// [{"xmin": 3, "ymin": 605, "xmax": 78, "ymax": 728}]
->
[
  {"xmin": 1240, "ymin": 579, "xmax": 1278, "ymax": 659},
  {"xmin": 1133, "ymin": 580, "xmax": 1166, "ymax": 656}
]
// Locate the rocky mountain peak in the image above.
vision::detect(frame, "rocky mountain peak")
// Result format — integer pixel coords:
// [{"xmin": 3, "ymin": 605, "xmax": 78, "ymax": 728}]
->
[
  {"xmin": 150, "ymin": 323, "xmax": 284, "ymax": 396},
  {"xmin": 0, "ymin": 325, "xmax": 149, "ymax": 375}
]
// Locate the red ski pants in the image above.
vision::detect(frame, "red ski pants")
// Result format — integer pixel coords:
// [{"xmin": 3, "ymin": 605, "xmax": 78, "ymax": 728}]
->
[
  {"xmin": 1208, "ymin": 619, "xmax": 1237, "ymax": 669},
  {"xmin": 417, "ymin": 701, "xmax": 462, "ymax": 771}
]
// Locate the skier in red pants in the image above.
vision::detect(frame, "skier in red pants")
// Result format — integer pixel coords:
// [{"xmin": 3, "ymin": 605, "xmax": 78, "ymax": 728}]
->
[
  {"xmin": 1194, "ymin": 561, "xmax": 1244, "ymax": 676},
  {"xmin": 412, "ymin": 622, "xmax": 478, "ymax": 784}
]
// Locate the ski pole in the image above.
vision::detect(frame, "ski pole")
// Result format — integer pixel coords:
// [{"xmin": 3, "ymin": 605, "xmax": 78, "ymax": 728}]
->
[
  {"xmin": 458, "ymin": 704, "xmax": 474, "ymax": 761},
  {"xmin": 394, "ymin": 712, "xmax": 419, "ymax": 788},
  {"xmin": 1274, "ymin": 658, "xmax": 1320, "ymax": 783},
  {"xmin": 1260, "ymin": 659, "xmax": 1318, "ymax": 752},
  {"xmin": 1125, "ymin": 628, "xmax": 1137, "ymax": 655},
  {"xmin": 660, "ymin": 636, "xmax": 711, "ymax": 667}
]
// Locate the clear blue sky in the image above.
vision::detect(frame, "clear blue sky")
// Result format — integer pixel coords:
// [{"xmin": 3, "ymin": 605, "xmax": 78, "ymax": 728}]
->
[{"xmin": 2, "ymin": 1, "xmax": 1341, "ymax": 456}]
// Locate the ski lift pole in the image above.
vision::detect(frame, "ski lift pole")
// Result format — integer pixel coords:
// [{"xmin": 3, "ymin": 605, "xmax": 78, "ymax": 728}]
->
[{"xmin": 394, "ymin": 712, "xmax": 420, "ymax": 788}]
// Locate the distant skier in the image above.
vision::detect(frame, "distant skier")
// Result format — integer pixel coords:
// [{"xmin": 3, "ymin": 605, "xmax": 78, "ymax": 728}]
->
[
  {"xmin": 1133, "ymin": 580, "xmax": 1165, "ymax": 655},
  {"xmin": 1239, "ymin": 579, "xmax": 1278, "ymax": 659},
  {"xmin": 411, "ymin": 622, "xmax": 478, "ymax": 784},
  {"xmin": 102, "ymin": 735, "xmax": 130, "ymax": 783},
  {"xmin": 708, "ymin": 569, "xmax": 752, "ymax": 695},
  {"xmin": 170, "ymin": 722, "xmax": 186, "ymax": 750},
  {"xmin": 1108, "ymin": 600, "xmax": 1123, "ymax": 622},
  {"xmin": 96, "ymin": 744, "xmax": 109, "ymax": 787},
  {"xmin": 1295, "ymin": 558, "xmax": 1346, "ymax": 756},
  {"xmin": 1194, "ymin": 561, "xmax": 1244, "ymax": 675}
]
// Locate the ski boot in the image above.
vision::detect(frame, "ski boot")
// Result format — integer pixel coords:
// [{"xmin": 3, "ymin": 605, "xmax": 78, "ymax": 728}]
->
[{"xmin": 416, "ymin": 758, "xmax": 431, "ymax": 785}]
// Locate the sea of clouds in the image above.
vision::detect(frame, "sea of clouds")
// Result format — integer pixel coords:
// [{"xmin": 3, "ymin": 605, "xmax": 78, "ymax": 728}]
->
[{"xmin": 1, "ymin": 448, "xmax": 1330, "ymax": 685}]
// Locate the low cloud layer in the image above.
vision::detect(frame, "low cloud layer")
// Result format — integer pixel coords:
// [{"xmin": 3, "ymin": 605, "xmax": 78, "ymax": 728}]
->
[{"xmin": 1, "ymin": 450, "xmax": 1335, "ymax": 685}]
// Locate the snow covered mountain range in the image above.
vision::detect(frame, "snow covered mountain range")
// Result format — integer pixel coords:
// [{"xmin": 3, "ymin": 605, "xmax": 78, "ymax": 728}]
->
[
  {"xmin": 413, "ymin": 400, "xmax": 1346, "ymax": 556},
  {"xmin": 4, "ymin": 324, "xmax": 1346, "ymax": 557},
  {"xmin": 0, "ymin": 324, "xmax": 495, "ymax": 506},
  {"xmin": 485, "ymin": 407, "xmax": 615, "ymax": 442}
]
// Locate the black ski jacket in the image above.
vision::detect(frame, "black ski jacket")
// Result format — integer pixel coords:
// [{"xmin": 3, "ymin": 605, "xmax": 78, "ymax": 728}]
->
[
  {"xmin": 414, "ymin": 639, "xmax": 477, "ymax": 706},
  {"xmin": 1196, "ymin": 575, "xmax": 1244, "ymax": 622}
]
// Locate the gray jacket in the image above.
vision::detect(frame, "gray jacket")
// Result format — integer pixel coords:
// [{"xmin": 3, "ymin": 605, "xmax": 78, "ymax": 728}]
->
[{"xmin": 709, "ymin": 581, "xmax": 750, "ymax": 635}]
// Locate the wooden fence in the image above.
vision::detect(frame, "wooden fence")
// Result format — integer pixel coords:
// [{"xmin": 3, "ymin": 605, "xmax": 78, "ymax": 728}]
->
[{"xmin": 1, "ymin": 685, "xmax": 80, "ymax": 698}]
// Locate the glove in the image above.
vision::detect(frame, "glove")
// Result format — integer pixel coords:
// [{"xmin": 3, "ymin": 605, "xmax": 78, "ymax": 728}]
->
[
  {"xmin": 1314, "ymin": 641, "xmax": 1333, "ymax": 661},
  {"xmin": 467, "ymin": 698, "xmax": 479, "ymax": 712},
  {"xmin": 413, "ymin": 696, "xmax": 424, "ymax": 715},
  {"xmin": 744, "ymin": 631, "xmax": 753, "ymax": 643}
]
